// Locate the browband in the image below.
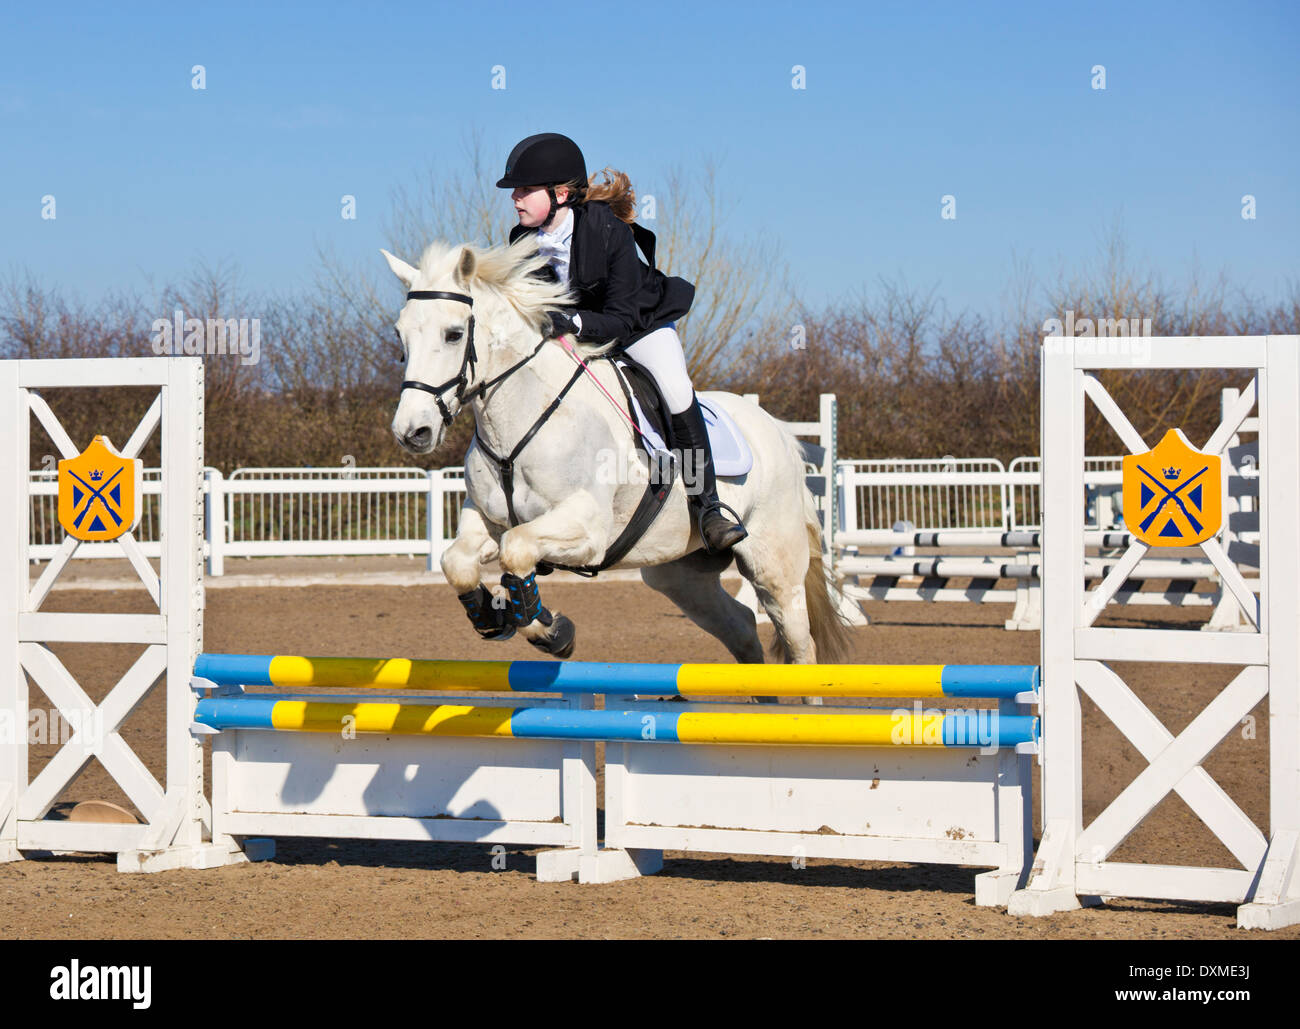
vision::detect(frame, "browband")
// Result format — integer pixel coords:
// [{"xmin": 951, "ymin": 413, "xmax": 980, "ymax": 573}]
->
[{"xmin": 406, "ymin": 290, "xmax": 473, "ymax": 305}]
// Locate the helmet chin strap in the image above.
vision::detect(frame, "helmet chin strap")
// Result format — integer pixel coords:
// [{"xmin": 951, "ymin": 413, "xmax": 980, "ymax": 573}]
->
[{"xmin": 543, "ymin": 185, "xmax": 573, "ymax": 230}]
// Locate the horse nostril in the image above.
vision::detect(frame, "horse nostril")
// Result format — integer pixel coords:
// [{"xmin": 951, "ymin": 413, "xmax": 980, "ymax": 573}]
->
[{"xmin": 406, "ymin": 427, "xmax": 433, "ymax": 450}]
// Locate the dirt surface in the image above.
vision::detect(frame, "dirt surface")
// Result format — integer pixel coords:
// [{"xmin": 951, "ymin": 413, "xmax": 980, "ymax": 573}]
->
[{"xmin": 3, "ymin": 572, "xmax": 1294, "ymax": 940}]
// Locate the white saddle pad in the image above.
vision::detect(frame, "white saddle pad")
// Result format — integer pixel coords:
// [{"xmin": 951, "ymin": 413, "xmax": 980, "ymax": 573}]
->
[{"xmin": 626, "ymin": 392, "xmax": 754, "ymax": 478}]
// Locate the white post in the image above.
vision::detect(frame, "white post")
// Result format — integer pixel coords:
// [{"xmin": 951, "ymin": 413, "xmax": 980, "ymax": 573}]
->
[
  {"xmin": 427, "ymin": 468, "xmax": 443, "ymax": 574},
  {"xmin": 1239, "ymin": 336, "xmax": 1300, "ymax": 928},
  {"xmin": 1011, "ymin": 335, "xmax": 1088, "ymax": 913},
  {"xmin": 205, "ymin": 468, "xmax": 225, "ymax": 577},
  {"xmin": 839, "ymin": 464, "xmax": 858, "ymax": 540},
  {"xmin": 0, "ymin": 361, "xmax": 25, "ymax": 863},
  {"xmin": 819, "ymin": 393, "xmax": 837, "ymax": 570},
  {"xmin": 150, "ymin": 357, "xmax": 208, "ymax": 860}
]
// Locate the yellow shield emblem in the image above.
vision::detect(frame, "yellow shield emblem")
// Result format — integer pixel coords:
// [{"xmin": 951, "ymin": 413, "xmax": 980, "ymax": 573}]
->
[
  {"xmin": 57, "ymin": 436, "xmax": 143, "ymax": 542},
  {"xmin": 1122, "ymin": 429, "xmax": 1222, "ymax": 547}
]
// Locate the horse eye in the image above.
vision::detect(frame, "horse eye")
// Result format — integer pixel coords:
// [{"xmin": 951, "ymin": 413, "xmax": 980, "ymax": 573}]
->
[{"xmin": 445, "ymin": 328, "xmax": 464, "ymax": 343}]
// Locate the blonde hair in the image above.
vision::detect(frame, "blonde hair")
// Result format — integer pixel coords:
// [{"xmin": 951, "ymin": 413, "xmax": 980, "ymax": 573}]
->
[{"xmin": 557, "ymin": 167, "xmax": 638, "ymax": 224}]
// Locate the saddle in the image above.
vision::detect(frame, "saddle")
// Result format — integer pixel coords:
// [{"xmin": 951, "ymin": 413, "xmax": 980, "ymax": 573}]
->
[
  {"xmin": 616, "ymin": 358, "xmax": 673, "ymax": 450},
  {"xmin": 615, "ymin": 357, "xmax": 754, "ymax": 477}
]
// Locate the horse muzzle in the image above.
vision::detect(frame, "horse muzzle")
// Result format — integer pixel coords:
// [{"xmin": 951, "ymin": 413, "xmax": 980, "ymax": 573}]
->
[
  {"xmin": 392, "ymin": 399, "xmax": 444, "ymax": 454},
  {"xmin": 396, "ymin": 425, "xmax": 436, "ymax": 454}
]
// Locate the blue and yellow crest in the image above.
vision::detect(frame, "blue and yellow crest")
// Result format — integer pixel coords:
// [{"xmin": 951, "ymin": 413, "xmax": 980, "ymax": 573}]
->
[
  {"xmin": 1121, "ymin": 429, "xmax": 1222, "ymax": 547},
  {"xmin": 57, "ymin": 436, "xmax": 143, "ymax": 542}
]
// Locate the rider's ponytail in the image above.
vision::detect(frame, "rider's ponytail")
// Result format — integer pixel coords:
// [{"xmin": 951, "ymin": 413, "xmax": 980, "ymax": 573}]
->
[
  {"xmin": 571, "ymin": 167, "xmax": 637, "ymax": 223},
  {"xmin": 585, "ymin": 168, "xmax": 636, "ymax": 222}
]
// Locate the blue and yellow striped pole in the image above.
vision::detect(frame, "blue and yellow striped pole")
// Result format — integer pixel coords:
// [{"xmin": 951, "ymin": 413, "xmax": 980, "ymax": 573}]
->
[
  {"xmin": 192, "ymin": 697, "xmax": 1038, "ymax": 749},
  {"xmin": 194, "ymin": 654, "xmax": 1039, "ymax": 699}
]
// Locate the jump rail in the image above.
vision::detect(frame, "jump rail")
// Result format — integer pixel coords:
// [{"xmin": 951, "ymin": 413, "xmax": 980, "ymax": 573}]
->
[{"xmin": 193, "ymin": 653, "xmax": 1038, "ymax": 698}]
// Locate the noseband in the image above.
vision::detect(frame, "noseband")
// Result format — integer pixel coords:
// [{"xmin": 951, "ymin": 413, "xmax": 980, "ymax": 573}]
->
[{"xmin": 399, "ymin": 290, "xmax": 479, "ymax": 426}]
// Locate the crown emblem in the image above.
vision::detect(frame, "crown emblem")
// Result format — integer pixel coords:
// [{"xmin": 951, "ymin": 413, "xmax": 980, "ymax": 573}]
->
[
  {"xmin": 1162, "ymin": 466, "xmax": 1180, "ymax": 480},
  {"xmin": 89, "ymin": 469, "xmax": 104, "ymax": 481}
]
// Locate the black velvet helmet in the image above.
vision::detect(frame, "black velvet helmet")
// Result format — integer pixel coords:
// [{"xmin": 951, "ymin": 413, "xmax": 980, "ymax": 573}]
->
[{"xmin": 496, "ymin": 133, "xmax": 587, "ymax": 189}]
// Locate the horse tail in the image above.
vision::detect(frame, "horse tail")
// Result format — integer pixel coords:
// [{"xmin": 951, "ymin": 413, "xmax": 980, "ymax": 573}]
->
[
  {"xmin": 767, "ymin": 426, "xmax": 855, "ymax": 664},
  {"xmin": 799, "ymin": 495, "xmax": 855, "ymax": 664}
]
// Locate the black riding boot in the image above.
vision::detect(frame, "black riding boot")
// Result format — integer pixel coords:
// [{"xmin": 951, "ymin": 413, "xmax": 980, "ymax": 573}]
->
[{"xmin": 669, "ymin": 398, "xmax": 747, "ymax": 553}]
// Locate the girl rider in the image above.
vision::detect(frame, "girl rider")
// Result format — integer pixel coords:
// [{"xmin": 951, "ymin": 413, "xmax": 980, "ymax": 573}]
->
[{"xmin": 496, "ymin": 132, "xmax": 747, "ymax": 554}]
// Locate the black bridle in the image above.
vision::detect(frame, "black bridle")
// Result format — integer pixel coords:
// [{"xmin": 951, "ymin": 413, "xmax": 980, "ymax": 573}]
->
[
  {"xmin": 400, "ymin": 288, "xmax": 557, "ymax": 425},
  {"xmin": 399, "ymin": 290, "xmax": 481, "ymax": 426}
]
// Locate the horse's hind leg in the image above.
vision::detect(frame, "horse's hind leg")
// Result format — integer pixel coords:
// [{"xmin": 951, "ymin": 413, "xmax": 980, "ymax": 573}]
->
[
  {"xmin": 641, "ymin": 553, "xmax": 765, "ymax": 666},
  {"xmin": 731, "ymin": 539, "xmax": 824, "ymax": 705},
  {"xmin": 732, "ymin": 539, "xmax": 817, "ymax": 664}
]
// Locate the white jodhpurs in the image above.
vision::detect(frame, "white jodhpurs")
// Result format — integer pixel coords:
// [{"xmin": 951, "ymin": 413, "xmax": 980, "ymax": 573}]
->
[{"xmin": 621, "ymin": 324, "xmax": 695, "ymax": 414}]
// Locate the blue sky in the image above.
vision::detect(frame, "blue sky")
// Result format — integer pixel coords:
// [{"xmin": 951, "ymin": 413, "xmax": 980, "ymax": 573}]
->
[{"xmin": 2, "ymin": 0, "xmax": 1296, "ymax": 326}]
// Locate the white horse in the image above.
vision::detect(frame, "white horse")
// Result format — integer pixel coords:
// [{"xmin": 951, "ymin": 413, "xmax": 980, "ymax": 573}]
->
[{"xmin": 383, "ymin": 239, "xmax": 852, "ymax": 670}]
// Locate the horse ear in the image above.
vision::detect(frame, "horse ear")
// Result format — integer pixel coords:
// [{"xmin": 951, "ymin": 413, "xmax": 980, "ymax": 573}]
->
[
  {"xmin": 454, "ymin": 247, "xmax": 477, "ymax": 287},
  {"xmin": 380, "ymin": 249, "xmax": 418, "ymax": 288}
]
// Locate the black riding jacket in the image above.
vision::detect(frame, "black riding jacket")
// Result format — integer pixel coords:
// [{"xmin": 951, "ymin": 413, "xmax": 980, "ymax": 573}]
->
[{"xmin": 508, "ymin": 200, "xmax": 694, "ymax": 347}]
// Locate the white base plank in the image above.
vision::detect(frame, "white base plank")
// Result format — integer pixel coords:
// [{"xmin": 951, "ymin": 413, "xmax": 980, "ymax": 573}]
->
[{"xmin": 1237, "ymin": 899, "xmax": 1300, "ymax": 930}]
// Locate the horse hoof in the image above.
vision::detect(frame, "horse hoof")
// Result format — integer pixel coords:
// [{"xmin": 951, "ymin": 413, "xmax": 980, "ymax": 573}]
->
[{"xmin": 529, "ymin": 614, "xmax": 576, "ymax": 659}]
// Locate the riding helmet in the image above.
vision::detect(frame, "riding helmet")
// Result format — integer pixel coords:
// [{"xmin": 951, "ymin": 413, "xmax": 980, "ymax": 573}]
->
[{"xmin": 496, "ymin": 133, "xmax": 587, "ymax": 188}]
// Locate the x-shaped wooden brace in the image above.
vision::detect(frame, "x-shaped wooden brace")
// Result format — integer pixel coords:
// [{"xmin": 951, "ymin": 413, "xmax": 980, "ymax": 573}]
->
[
  {"xmin": 16, "ymin": 644, "xmax": 169, "ymax": 826},
  {"xmin": 1080, "ymin": 376, "xmax": 1260, "ymax": 629},
  {"xmin": 1073, "ymin": 661, "xmax": 1268, "ymax": 871},
  {"xmin": 27, "ymin": 390, "xmax": 163, "ymax": 610}
]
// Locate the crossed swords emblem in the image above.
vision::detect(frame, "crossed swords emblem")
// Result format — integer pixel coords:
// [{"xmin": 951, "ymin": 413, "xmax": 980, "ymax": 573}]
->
[
  {"xmin": 1137, "ymin": 464, "xmax": 1209, "ymax": 537},
  {"xmin": 65, "ymin": 466, "xmax": 126, "ymax": 531}
]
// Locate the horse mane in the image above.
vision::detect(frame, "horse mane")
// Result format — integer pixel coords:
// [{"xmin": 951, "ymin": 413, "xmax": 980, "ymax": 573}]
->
[{"xmin": 414, "ymin": 239, "xmax": 617, "ymax": 358}]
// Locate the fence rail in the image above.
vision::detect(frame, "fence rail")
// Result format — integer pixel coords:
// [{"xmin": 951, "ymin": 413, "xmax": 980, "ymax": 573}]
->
[
  {"xmin": 836, "ymin": 458, "xmax": 1125, "ymax": 535},
  {"xmin": 28, "ymin": 453, "xmax": 1123, "ymax": 574}
]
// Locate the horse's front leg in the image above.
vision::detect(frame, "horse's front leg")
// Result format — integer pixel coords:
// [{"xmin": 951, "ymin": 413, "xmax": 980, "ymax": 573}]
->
[
  {"xmin": 498, "ymin": 492, "xmax": 610, "ymax": 659},
  {"xmin": 441, "ymin": 502, "xmax": 514, "ymax": 641}
]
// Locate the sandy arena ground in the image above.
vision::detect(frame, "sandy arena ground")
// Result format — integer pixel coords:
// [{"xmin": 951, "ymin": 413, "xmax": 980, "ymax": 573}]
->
[{"xmin": 3, "ymin": 560, "xmax": 1294, "ymax": 940}]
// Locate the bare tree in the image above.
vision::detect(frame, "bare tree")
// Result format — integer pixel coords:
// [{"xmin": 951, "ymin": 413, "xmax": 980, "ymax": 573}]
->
[{"xmin": 647, "ymin": 162, "xmax": 795, "ymax": 385}]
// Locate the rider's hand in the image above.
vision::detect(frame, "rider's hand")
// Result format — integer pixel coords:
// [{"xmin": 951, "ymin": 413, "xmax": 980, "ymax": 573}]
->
[{"xmin": 545, "ymin": 310, "xmax": 579, "ymax": 339}]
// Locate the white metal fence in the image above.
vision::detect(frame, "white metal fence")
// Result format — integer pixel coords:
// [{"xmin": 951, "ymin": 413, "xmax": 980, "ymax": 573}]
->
[
  {"xmin": 23, "ymin": 455, "xmax": 1125, "ymax": 574},
  {"xmin": 206, "ymin": 467, "xmax": 468, "ymax": 575},
  {"xmin": 28, "ymin": 466, "xmax": 469, "ymax": 573},
  {"xmin": 26, "ymin": 381, "xmax": 1248, "ymax": 589},
  {"xmin": 839, "ymin": 458, "xmax": 1018, "ymax": 534},
  {"xmin": 838, "ymin": 456, "xmax": 1127, "ymax": 537}
]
